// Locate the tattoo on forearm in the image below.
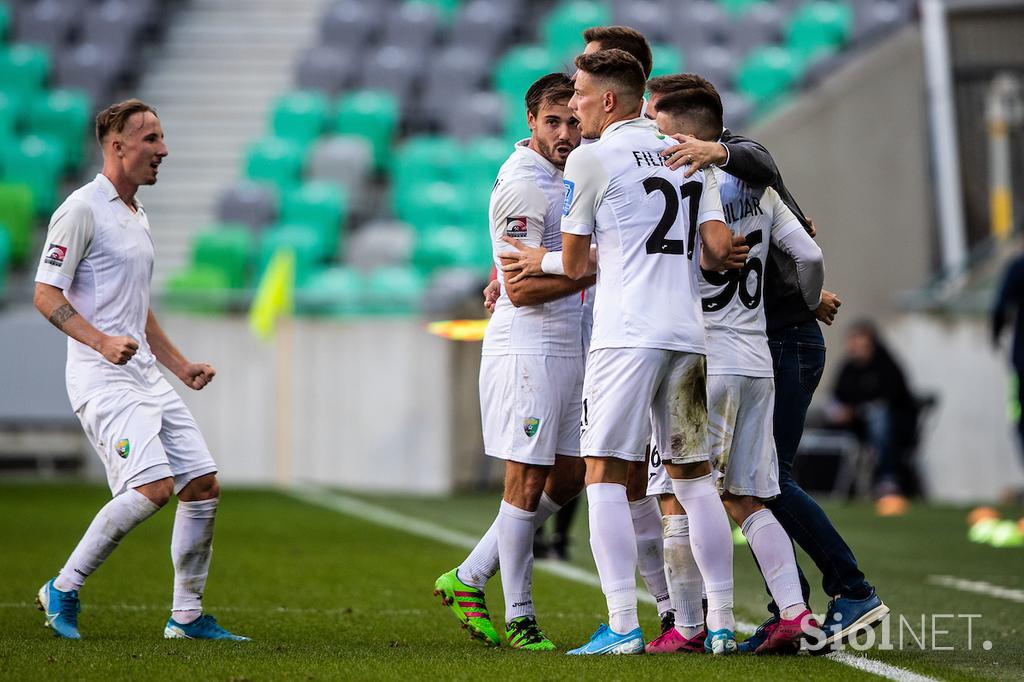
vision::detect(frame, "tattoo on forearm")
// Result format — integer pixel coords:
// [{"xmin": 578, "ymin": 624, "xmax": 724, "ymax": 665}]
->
[{"xmin": 48, "ymin": 303, "xmax": 79, "ymax": 331}]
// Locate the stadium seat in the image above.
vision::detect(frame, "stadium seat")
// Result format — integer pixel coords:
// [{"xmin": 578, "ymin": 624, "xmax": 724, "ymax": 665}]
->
[
  {"xmin": 786, "ymin": 0, "xmax": 854, "ymax": 61},
  {"xmin": 493, "ymin": 45, "xmax": 560, "ymax": 107},
  {"xmin": 82, "ymin": 0, "xmax": 150, "ymax": 54},
  {"xmin": 0, "ymin": 44, "xmax": 50, "ymax": 99},
  {"xmin": 421, "ymin": 266, "xmax": 489, "ymax": 315},
  {"xmin": 391, "ymin": 135, "xmax": 461, "ymax": 192},
  {"xmin": 1, "ymin": 134, "xmax": 63, "ymax": 215},
  {"xmin": 216, "ymin": 181, "xmax": 278, "ymax": 231},
  {"xmin": 412, "ymin": 225, "xmax": 479, "ymax": 275},
  {"xmin": 0, "ymin": 4, "xmax": 9, "ymax": 44},
  {"xmin": 13, "ymin": 0, "xmax": 79, "ymax": 53},
  {"xmin": 395, "ymin": 180, "xmax": 461, "ymax": 231},
  {"xmin": 730, "ymin": 2, "xmax": 785, "ymax": 52},
  {"xmin": 307, "ymin": 135, "xmax": 374, "ymax": 201},
  {"xmin": 258, "ymin": 224, "xmax": 324, "ymax": 287},
  {"xmin": 612, "ymin": 1, "xmax": 672, "ymax": 43},
  {"xmin": 335, "ymin": 90, "xmax": 399, "ymax": 171},
  {"xmin": 0, "ymin": 91, "xmax": 19, "ymax": 139},
  {"xmin": 853, "ymin": 0, "xmax": 914, "ymax": 43},
  {"xmin": 717, "ymin": 0, "xmax": 762, "ymax": 15},
  {"xmin": 346, "ymin": 220, "xmax": 414, "ymax": 270},
  {"xmin": 0, "ymin": 182, "xmax": 33, "ymax": 263},
  {"xmin": 541, "ymin": 1, "xmax": 611, "ymax": 60},
  {"xmin": 363, "ymin": 265, "xmax": 424, "ymax": 315},
  {"xmin": 674, "ymin": 1, "xmax": 729, "ymax": 51},
  {"xmin": 294, "ymin": 45, "xmax": 356, "ymax": 96},
  {"xmin": 380, "ymin": 1, "xmax": 441, "ymax": 50},
  {"xmin": 319, "ymin": 0, "xmax": 379, "ymax": 49},
  {"xmin": 26, "ymin": 89, "xmax": 91, "ymax": 172},
  {"xmin": 736, "ymin": 46, "xmax": 803, "ymax": 110},
  {"xmin": 270, "ymin": 90, "xmax": 330, "ymax": 145},
  {"xmin": 163, "ymin": 265, "xmax": 232, "ymax": 313},
  {"xmin": 358, "ymin": 44, "xmax": 422, "ymax": 101},
  {"xmin": 280, "ymin": 181, "xmax": 349, "ymax": 259},
  {"xmin": 416, "ymin": 0, "xmax": 462, "ymax": 20},
  {"xmin": 244, "ymin": 136, "xmax": 307, "ymax": 191},
  {"xmin": 684, "ymin": 45, "xmax": 735, "ymax": 91},
  {"xmin": 191, "ymin": 226, "xmax": 253, "ymax": 290},
  {"xmin": 450, "ymin": 0, "xmax": 519, "ymax": 54},
  {"xmin": 0, "ymin": 225, "xmax": 9, "ymax": 300},
  {"xmin": 649, "ymin": 44, "xmax": 684, "ymax": 79},
  {"xmin": 455, "ymin": 137, "xmax": 506, "ymax": 193},
  {"xmin": 53, "ymin": 43, "xmax": 119, "ymax": 107},
  {"xmin": 441, "ymin": 90, "xmax": 505, "ymax": 140},
  {"xmin": 297, "ymin": 265, "xmax": 366, "ymax": 317}
]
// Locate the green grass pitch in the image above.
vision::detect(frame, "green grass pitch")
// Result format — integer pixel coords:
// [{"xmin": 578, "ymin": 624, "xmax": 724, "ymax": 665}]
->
[{"xmin": 0, "ymin": 483, "xmax": 1021, "ymax": 681}]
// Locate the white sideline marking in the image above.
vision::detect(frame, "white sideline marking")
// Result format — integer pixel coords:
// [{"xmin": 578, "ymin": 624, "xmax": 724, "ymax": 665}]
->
[
  {"xmin": 291, "ymin": 487, "xmax": 942, "ymax": 682},
  {"xmin": 928, "ymin": 575, "xmax": 1024, "ymax": 604}
]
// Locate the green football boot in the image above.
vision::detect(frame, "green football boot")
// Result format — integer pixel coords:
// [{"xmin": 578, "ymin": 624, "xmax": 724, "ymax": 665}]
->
[
  {"xmin": 506, "ymin": 616, "xmax": 556, "ymax": 651},
  {"xmin": 433, "ymin": 569, "xmax": 500, "ymax": 647}
]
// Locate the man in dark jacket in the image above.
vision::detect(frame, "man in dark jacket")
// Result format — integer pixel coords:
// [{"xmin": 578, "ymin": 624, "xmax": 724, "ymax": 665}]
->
[
  {"xmin": 993, "ymin": 251, "xmax": 1024, "ymax": 465},
  {"xmin": 653, "ymin": 74, "xmax": 888, "ymax": 651}
]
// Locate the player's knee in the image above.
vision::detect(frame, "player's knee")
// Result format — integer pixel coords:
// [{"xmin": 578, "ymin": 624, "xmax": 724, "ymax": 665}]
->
[
  {"xmin": 178, "ymin": 473, "xmax": 219, "ymax": 501},
  {"xmin": 722, "ymin": 493, "xmax": 762, "ymax": 525},
  {"xmin": 135, "ymin": 477, "xmax": 174, "ymax": 507},
  {"xmin": 668, "ymin": 460, "xmax": 712, "ymax": 480}
]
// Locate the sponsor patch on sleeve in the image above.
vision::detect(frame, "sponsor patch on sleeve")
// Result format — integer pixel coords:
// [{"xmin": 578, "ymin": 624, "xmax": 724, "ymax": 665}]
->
[
  {"xmin": 43, "ymin": 244, "xmax": 68, "ymax": 267},
  {"xmin": 505, "ymin": 215, "xmax": 528, "ymax": 238},
  {"xmin": 562, "ymin": 180, "xmax": 575, "ymax": 216}
]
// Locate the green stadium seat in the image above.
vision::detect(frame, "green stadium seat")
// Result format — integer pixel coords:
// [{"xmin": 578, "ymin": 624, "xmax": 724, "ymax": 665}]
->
[
  {"xmin": 0, "ymin": 182, "xmax": 32, "ymax": 264},
  {"xmin": 297, "ymin": 266, "xmax": 366, "ymax": 316},
  {"xmin": 280, "ymin": 181, "xmax": 348, "ymax": 259},
  {"xmin": 718, "ymin": 0, "xmax": 762, "ymax": 15},
  {"xmin": 244, "ymin": 136, "xmax": 306, "ymax": 191},
  {"xmin": 27, "ymin": 89, "xmax": 91, "ymax": 172},
  {"xmin": 494, "ymin": 45, "xmax": 560, "ymax": 106},
  {"xmin": 258, "ymin": 223, "xmax": 324, "ymax": 287},
  {"xmin": 335, "ymin": 90, "xmax": 399, "ymax": 171},
  {"xmin": 0, "ymin": 91, "xmax": 19, "ymax": 138},
  {"xmin": 649, "ymin": 44, "xmax": 684, "ymax": 79},
  {"xmin": 396, "ymin": 180, "xmax": 461, "ymax": 232},
  {"xmin": 455, "ymin": 137, "xmax": 507, "ymax": 194},
  {"xmin": 0, "ymin": 134, "xmax": 63, "ymax": 215},
  {"xmin": 191, "ymin": 225, "xmax": 254, "ymax": 289},
  {"xmin": 270, "ymin": 90, "xmax": 330, "ymax": 145},
  {"xmin": 0, "ymin": 224, "xmax": 9, "ymax": 300},
  {"xmin": 412, "ymin": 225, "xmax": 477, "ymax": 275},
  {"xmin": 541, "ymin": 1, "xmax": 611, "ymax": 60},
  {"xmin": 0, "ymin": 4, "xmax": 9, "ymax": 45},
  {"xmin": 363, "ymin": 265, "xmax": 424, "ymax": 314},
  {"xmin": 786, "ymin": 1, "xmax": 854, "ymax": 61},
  {"xmin": 163, "ymin": 265, "xmax": 232, "ymax": 313},
  {"xmin": 0, "ymin": 44, "xmax": 49, "ymax": 98},
  {"xmin": 415, "ymin": 0, "xmax": 461, "ymax": 20},
  {"xmin": 736, "ymin": 46, "xmax": 804, "ymax": 110},
  {"xmin": 391, "ymin": 135, "xmax": 461, "ymax": 190}
]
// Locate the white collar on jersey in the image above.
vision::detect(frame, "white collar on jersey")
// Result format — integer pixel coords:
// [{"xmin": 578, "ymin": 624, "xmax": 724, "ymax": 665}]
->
[
  {"xmin": 514, "ymin": 138, "xmax": 561, "ymax": 177},
  {"xmin": 601, "ymin": 116, "xmax": 659, "ymax": 140},
  {"xmin": 95, "ymin": 173, "xmax": 144, "ymax": 211}
]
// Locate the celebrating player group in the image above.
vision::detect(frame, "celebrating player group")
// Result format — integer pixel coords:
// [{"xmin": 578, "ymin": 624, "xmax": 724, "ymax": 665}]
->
[{"xmin": 433, "ymin": 26, "xmax": 889, "ymax": 656}]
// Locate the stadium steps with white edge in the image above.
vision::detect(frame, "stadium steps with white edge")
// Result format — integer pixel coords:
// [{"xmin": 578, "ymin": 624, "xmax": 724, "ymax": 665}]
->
[{"xmin": 132, "ymin": 0, "xmax": 324, "ymax": 289}]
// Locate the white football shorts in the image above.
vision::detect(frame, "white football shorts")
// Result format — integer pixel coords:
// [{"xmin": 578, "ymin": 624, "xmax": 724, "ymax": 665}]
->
[
  {"xmin": 480, "ymin": 354, "xmax": 584, "ymax": 465},
  {"xmin": 580, "ymin": 348, "xmax": 709, "ymax": 464},
  {"xmin": 707, "ymin": 374, "xmax": 780, "ymax": 499},
  {"xmin": 76, "ymin": 388, "xmax": 218, "ymax": 496}
]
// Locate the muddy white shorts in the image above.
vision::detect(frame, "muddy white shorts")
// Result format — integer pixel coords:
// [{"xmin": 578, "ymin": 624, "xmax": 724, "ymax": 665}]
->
[
  {"xmin": 480, "ymin": 354, "xmax": 584, "ymax": 465},
  {"xmin": 76, "ymin": 388, "xmax": 218, "ymax": 496},
  {"xmin": 707, "ymin": 374, "xmax": 780, "ymax": 499},
  {"xmin": 580, "ymin": 347, "xmax": 709, "ymax": 464}
]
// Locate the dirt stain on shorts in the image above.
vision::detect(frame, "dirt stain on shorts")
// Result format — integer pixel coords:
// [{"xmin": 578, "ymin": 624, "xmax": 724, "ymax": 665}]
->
[{"xmin": 668, "ymin": 357, "xmax": 709, "ymax": 460}]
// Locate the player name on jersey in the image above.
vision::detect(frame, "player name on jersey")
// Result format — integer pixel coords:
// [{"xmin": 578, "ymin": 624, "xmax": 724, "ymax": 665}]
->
[
  {"xmin": 631, "ymin": 150, "xmax": 667, "ymax": 167},
  {"xmin": 722, "ymin": 195, "xmax": 766, "ymax": 224}
]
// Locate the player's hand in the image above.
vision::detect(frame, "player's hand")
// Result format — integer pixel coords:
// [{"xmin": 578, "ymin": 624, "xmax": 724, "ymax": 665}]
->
[
  {"xmin": 816, "ymin": 289, "xmax": 842, "ymax": 326},
  {"xmin": 807, "ymin": 217, "xmax": 817, "ymax": 239},
  {"xmin": 500, "ymin": 236, "xmax": 547, "ymax": 284},
  {"xmin": 180, "ymin": 362, "xmax": 216, "ymax": 390},
  {"xmin": 661, "ymin": 134, "xmax": 728, "ymax": 176},
  {"xmin": 724, "ymin": 234, "xmax": 749, "ymax": 270},
  {"xmin": 98, "ymin": 335, "xmax": 139, "ymax": 365},
  {"xmin": 483, "ymin": 279, "xmax": 500, "ymax": 313}
]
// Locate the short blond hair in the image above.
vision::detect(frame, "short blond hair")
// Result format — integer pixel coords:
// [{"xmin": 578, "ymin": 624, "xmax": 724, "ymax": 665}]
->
[{"xmin": 95, "ymin": 99, "xmax": 158, "ymax": 143}]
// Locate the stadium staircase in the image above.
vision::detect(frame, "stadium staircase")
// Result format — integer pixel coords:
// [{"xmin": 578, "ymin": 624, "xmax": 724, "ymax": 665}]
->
[{"xmin": 135, "ymin": 0, "xmax": 323, "ymax": 289}]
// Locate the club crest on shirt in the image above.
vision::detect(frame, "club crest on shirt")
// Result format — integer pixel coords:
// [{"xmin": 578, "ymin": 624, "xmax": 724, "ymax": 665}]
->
[
  {"xmin": 523, "ymin": 417, "xmax": 541, "ymax": 438},
  {"xmin": 562, "ymin": 180, "xmax": 575, "ymax": 216},
  {"xmin": 44, "ymin": 243, "xmax": 67, "ymax": 267},
  {"xmin": 115, "ymin": 439, "xmax": 130, "ymax": 459},
  {"xmin": 505, "ymin": 215, "xmax": 528, "ymax": 238}
]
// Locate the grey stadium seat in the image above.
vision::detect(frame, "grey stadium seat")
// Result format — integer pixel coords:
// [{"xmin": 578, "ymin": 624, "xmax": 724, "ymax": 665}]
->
[
  {"xmin": 307, "ymin": 135, "xmax": 374, "ymax": 211},
  {"xmin": 674, "ymin": 1, "xmax": 729, "ymax": 50},
  {"xmin": 82, "ymin": 0, "xmax": 151, "ymax": 54},
  {"xmin": 422, "ymin": 268, "xmax": 488, "ymax": 315},
  {"xmin": 380, "ymin": 1, "xmax": 439, "ymax": 51},
  {"xmin": 294, "ymin": 45, "xmax": 355, "ymax": 95},
  {"xmin": 685, "ymin": 45, "xmax": 736, "ymax": 92},
  {"xmin": 14, "ymin": 0, "xmax": 81, "ymax": 52},
  {"xmin": 853, "ymin": 0, "xmax": 916, "ymax": 44},
  {"xmin": 721, "ymin": 91, "xmax": 754, "ymax": 130},
  {"xmin": 216, "ymin": 182, "xmax": 278, "ymax": 231},
  {"xmin": 450, "ymin": 0, "xmax": 521, "ymax": 55},
  {"xmin": 346, "ymin": 220, "xmax": 414, "ymax": 270},
  {"xmin": 358, "ymin": 44, "xmax": 421, "ymax": 101},
  {"xmin": 612, "ymin": 1, "xmax": 673, "ymax": 44},
  {"xmin": 54, "ymin": 43, "xmax": 121, "ymax": 105},
  {"xmin": 441, "ymin": 91, "xmax": 505, "ymax": 141},
  {"xmin": 319, "ymin": 0, "xmax": 379, "ymax": 50},
  {"xmin": 728, "ymin": 1, "xmax": 784, "ymax": 55}
]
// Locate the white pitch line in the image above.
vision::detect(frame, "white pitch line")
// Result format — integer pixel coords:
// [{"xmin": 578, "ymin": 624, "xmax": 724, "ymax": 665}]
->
[
  {"xmin": 927, "ymin": 575, "xmax": 1024, "ymax": 604},
  {"xmin": 291, "ymin": 487, "xmax": 942, "ymax": 682}
]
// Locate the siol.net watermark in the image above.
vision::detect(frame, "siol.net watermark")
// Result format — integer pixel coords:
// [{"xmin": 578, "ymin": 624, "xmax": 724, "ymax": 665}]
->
[{"xmin": 799, "ymin": 612, "xmax": 991, "ymax": 652}]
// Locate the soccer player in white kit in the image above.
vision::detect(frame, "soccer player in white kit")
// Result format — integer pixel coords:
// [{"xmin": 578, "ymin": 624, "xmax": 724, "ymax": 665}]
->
[
  {"xmin": 32, "ymin": 100, "xmax": 247, "ymax": 641},
  {"xmin": 556, "ymin": 50, "xmax": 737, "ymax": 656},
  {"xmin": 434, "ymin": 74, "xmax": 595, "ymax": 650},
  {"xmin": 648, "ymin": 86, "xmax": 827, "ymax": 654}
]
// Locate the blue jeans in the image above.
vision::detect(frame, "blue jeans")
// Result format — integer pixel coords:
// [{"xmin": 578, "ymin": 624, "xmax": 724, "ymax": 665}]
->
[{"xmin": 763, "ymin": 320, "xmax": 872, "ymax": 606}]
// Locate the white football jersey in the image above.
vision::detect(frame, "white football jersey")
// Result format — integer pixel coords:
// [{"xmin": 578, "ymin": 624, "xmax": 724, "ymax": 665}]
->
[
  {"xmin": 561, "ymin": 117, "xmax": 724, "ymax": 354},
  {"xmin": 35, "ymin": 174, "xmax": 173, "ymax": 410},
  {"xmin": 701, "ymin": 168, "xmax": 805, "ymax": 376},
  {"xmin": 482, "ymin": 141, "xmax": 583, "ymax": 357}
]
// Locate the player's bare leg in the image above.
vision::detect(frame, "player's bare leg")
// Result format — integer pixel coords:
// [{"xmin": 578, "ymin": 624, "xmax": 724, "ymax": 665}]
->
[
  {"xmin": 722, "ymin": 492, "xmax": 814, "ymax": 654},
  {"xmin": 626, "ymin": 459, "xmax": 673, "ymax": 629}
]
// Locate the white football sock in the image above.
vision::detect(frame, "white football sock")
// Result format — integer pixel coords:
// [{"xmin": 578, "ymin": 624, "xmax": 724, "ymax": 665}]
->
[
  {"xmin": 629, "ymin": 497, "xmax": 671, "ymax": 617},
  {"xmin": 663, "ymin": 514, "xmax": 705, "ymax": 639},
  {"xmin": 671, "ymin": 475, "xmax": 734, "ymax": 633},
  {"xmin": 498, "ymin": 501, "xmax": 537, "ymax": 622},
  {"xmin": 55, "ymin": 489, "xmax": 160, "ymax": 592},
  {"xmin": 741, "ymin": 508, "xmax": 805, "ymax": 619},
  {"xmin": 588, "ymin": 483, "xmax": 639, "ymax": 635},
  {"xmin": 457, "ymin": 493, "xmax": 562, "ymax": 590},
  {"xmin": 171, "ymin": 497, "xmax": 219, "ymax": 618}
]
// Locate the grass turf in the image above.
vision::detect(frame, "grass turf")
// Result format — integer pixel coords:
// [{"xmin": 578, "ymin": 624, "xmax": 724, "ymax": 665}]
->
[{"xmin": 0, "ymin": 483, "xmax": 1021, "ymax": 681}]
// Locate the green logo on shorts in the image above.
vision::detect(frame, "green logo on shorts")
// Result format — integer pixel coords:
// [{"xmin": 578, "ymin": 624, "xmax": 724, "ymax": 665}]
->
[
  {"xmin": 523, "ymin": 417, "xmax": 541, "ymax": 438},
  {"xmin": 115, "ymin": 439, "xmax": 130, "ymax": 459}
]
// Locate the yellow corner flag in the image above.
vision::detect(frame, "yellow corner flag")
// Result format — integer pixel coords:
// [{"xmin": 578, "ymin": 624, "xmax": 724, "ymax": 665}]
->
[{"xmin": 249, "ymin": 248, "xmax": 295, "ymax": 339}]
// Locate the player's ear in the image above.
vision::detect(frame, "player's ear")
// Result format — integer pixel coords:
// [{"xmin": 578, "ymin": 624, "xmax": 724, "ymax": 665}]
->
[
  {"xmin": 603, "ymin": 90, "xmax": 615, "ymax": 113},
  {"xmin": 526, "ymin": 109, "xmax": 537, "ymax": 132}
]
